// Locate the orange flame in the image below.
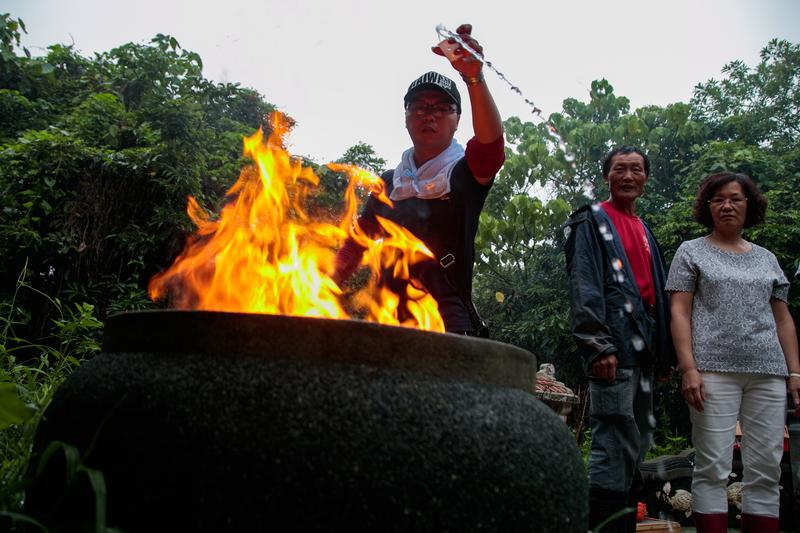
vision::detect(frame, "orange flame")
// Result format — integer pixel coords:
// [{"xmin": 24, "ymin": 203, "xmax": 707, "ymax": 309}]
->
[{"xmin": 149, "ymin": 112, "xmax": 445, "ymax": 332}]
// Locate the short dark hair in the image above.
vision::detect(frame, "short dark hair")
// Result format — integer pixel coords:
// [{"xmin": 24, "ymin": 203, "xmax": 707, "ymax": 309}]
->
[
  {"xmin": 693, "ymin": 172, "xmax": 768, "ymax": 229},
  {"xmin": 601, "ymin": 146, "xmax": 650, "ymax": 178}
]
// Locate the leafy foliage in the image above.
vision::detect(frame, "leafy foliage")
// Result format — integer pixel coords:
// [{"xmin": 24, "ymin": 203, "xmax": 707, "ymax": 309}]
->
[
  {"xmin": 474, "ymin": 196, "xmax": 574, "ymax": 369},
  {"xmin": 0, "ymin": 24, "xmax": 281, "ymax": 343},
  {"xmin": 1, "ymin": 268, "xmax": 102, "ymax": 517},
  {"xmin": 308, "ymin": 141, "xmax": 386, "ymax": 222},
  {"xmin": 692, "ymin": 39, "xmax": 800, "ymax": 151}
]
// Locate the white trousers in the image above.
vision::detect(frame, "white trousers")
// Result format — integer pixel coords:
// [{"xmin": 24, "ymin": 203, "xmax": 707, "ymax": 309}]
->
[{"xmin": 690, "ymin": 372, "xmax": 786, "ymax": 517}]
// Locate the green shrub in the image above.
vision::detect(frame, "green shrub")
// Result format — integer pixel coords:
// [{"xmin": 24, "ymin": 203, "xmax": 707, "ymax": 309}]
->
[{"xmin": 0, "ymin": 267, "xmax": 101, "ymax": 515}]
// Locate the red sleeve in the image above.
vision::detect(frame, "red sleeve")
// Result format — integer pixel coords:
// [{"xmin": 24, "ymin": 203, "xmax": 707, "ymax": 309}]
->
[{"xmin": 464, "ymin": 135, "xmax": 505, "ymax": 181}]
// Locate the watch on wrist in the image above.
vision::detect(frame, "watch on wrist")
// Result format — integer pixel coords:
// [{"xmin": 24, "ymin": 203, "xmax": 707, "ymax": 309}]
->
[{"xmin": 461, "ymin": 73, "xmax": 484, "ymax": 85}]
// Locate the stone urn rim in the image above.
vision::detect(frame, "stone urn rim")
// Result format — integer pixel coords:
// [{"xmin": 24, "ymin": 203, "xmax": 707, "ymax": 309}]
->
[{"xmin": 103, "ymin": 310, "xmax": 537, "ymax": 393}]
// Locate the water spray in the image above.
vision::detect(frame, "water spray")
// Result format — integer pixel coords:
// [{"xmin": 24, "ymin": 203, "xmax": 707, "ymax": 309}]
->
[{"xmin": 436, "ymin": 24, "xmax": 575, "ymax": 164}]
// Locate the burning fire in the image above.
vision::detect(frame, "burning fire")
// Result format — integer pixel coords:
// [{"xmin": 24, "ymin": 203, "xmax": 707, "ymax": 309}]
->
[{"xmin": 148, "ymin": 112, "xmax": 445, "ymax": 332}]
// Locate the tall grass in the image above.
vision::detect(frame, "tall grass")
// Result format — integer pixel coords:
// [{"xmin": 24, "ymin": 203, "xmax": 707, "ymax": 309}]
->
[{"xmin": 0, "ymin": 266, "xmax": 102, "ymax": 525}]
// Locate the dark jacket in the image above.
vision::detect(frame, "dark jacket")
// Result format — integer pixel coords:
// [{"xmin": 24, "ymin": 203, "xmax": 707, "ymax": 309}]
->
[{"xmin": 564, "ymin": 205, "xmax": 675, "ymax": 375}]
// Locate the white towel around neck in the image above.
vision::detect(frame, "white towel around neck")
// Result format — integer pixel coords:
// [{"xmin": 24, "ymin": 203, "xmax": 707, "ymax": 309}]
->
[{"xmin": 389, "ymin": 139, "xmax": 464, "ymax": 201}]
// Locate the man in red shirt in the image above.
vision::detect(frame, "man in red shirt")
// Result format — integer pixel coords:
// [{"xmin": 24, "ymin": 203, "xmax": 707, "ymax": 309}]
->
[
  {"xmin": 333, "ymin": 24, "xmax": 504, "ymax": 335},
  {"xmin": 564, "ymin": 146, "xmax": 675, "ymax": 532}
]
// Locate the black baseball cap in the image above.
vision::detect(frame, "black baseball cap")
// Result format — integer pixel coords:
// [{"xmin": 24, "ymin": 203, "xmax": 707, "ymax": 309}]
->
[{"xmin": 403, "ymin": 71, "xmax": 461, "ymax": 114}]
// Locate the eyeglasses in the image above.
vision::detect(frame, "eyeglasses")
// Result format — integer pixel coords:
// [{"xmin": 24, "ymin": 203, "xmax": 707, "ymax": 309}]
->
[
  {"xmin": 406, "ymin": 103, "xmax": 457, "ymax": 118},
  {"xmin": 708, "ymin": 197, "xmax": 747, "ymax": 208}
]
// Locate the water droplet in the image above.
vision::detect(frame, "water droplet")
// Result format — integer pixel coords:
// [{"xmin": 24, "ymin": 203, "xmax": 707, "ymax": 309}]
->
[
  {"xmin": 631, "ymin": 334, "xmax": 645, "ymax": 351},
  {"xmin": 611, "ymin": 258, "xmax": 623, "ymax": 271},
  {"xmin": 624, "ymin": 301, "xmax": 634, "ymax": 313},
  {"xmin": 640, "ymin": 375, "xmax": 652, "ymax": 393},
  {"xmin": 598, "ymin": 223, "xmax": 608, "ymax": 234}
]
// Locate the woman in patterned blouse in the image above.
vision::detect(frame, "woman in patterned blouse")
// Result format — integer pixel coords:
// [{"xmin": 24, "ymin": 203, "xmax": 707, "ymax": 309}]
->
[{"xmin": 666, "ymin": 172, "xmax": 800, "ymax": 533}]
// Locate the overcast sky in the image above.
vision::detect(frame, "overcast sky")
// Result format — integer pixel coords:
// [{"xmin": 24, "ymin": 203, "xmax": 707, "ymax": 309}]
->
[{"xmin": 6, "ymin": 0, "xmax": 800, "ymax": 165}]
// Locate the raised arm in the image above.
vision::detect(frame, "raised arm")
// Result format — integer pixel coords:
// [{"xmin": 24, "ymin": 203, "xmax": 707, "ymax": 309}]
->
[{"xmin": 434, "ymin": 24, "xmax": 503, "ymax": 182}]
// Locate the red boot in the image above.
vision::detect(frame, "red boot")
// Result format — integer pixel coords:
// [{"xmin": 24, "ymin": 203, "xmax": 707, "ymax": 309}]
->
[
  {"xmin": 740, "ymin": 513, "xmax": 779, "ymax": 533},
  {"xmin": 693, "ymin": 512, "xmax": 728, "ymax": 533}
]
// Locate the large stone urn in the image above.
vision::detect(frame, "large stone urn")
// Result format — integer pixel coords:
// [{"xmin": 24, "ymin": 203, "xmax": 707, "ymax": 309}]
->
[{"xmin": 28, "ymin": 311, "xmax": 587, "ymax": 531}]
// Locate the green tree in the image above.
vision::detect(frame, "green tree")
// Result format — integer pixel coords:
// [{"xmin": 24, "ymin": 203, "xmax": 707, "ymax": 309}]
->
[
  {"xmin": 0, "ymin": 24, "xmax": 277, "ymax": 340},
  {"xmin": 309, "ymin": 142, "xmax": 386, "ymax": 223},
  {"xmin": 692, "ymin": 39, "xmax": 800, "ymax": 151},
  {"xmin": 474, "ymin": 196, "xmax": 575, "ymax": 372}
]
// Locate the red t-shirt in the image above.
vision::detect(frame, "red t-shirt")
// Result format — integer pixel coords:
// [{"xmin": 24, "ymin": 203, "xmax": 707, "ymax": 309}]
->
[{"xmin": 601, "ymin": 201, "xmax": 655, "ymax": 306}]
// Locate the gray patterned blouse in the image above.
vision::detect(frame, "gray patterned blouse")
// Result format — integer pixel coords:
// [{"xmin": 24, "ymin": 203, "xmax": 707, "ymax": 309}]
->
[{"xmin": 666, "ymin": 237, "xmax": 790, "ymax": 376}]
